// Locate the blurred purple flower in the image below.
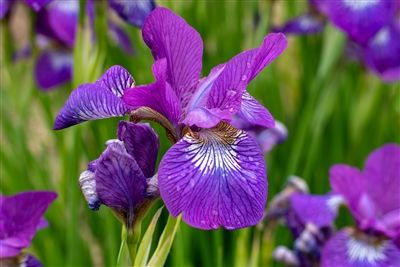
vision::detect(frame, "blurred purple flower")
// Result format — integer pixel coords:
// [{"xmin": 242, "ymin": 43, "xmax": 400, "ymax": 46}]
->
[
  {"xmin": 290, "ymin": 144, "xmax": 400, "ymax": 267},
  {"xmin": 79, "ymin": 121, "xmax": 160, "ymax": 229},
  {"xmin": 119, "ymin": 7, "xmax": 287, "ymax": 230},
  {"xmin": 0, "ymin": 191, "xmax": 57, "ymax": 259}
]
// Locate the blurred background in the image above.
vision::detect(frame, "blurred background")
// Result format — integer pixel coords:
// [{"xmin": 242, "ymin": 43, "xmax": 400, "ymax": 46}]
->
[{"xmin": 1, "ymin": 0, "xmax": 399, "ymax": 266}]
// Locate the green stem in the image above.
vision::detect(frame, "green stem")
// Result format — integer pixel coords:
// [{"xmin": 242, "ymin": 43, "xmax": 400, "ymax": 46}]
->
[
  {"xmin": 127, "ymin": 221, "xmax": 142, "ymax": 265},
  {"xmin": 117, "ymin": 226, "xmax": 128, "ymax": 267}
]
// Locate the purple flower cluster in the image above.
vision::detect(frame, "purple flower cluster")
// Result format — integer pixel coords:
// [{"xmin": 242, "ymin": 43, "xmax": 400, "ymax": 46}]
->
[
  {"xmin": 273, "ymin": 0, "xmax": 400, "ymax": 82},
  {"xmin": 0, "ymin": 191, "xmax": 57, "ymax": 267},
  {"xmin": 287, "ymin": 144, "xmax": 400, "ymax": 266},
  {"xmin": 54, "ymin": 7, "xmax": 288, "ymax": 230},
  {"xmin": 1, "ymin": 0, "xmax": 155, "ymax": 90}
]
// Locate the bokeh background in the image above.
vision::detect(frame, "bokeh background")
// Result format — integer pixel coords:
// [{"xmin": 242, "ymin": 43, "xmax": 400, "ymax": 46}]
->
[{"xmin": 1, "ymin": 1, "xmax": 399, "ymax": 266}]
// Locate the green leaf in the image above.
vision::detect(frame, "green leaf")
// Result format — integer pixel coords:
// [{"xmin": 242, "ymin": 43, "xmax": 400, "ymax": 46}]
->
[{"xmin": 134, "ymin": 207, "xmax": 164, "ymax": 267}]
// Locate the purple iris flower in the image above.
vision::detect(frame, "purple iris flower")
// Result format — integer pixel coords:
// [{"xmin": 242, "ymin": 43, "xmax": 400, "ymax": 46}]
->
[
  {"xmin": 290, "ymin": 144, "xmax": 400, "ymax": 267},
  {"xmin": 325, "ymin": 0, "xmax": 397, "ymax": 45},
  {"xmin": 53, "ymin": 7, "xmax": 288, "ymax": 230},
  {"xmin": 0, "ymin": 191, "xmax": 57, "ymax": 265},
  {"xmin": 121, "ymin": 7, "xmax": 287, "ymax": 230},
  {"xmin": 79, "ymin": 121, "xmax": 160, "ymax": 229}
]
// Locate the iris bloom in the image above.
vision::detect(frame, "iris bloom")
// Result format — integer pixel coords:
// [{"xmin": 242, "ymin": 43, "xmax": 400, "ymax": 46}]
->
[
  {"xmin": 290, "ymin": 144, "xmax": 400, "ymax": 267},
  {"xmin": 0, "ymin": 191, "xmax": 57, "ymax": 266},
  {"xmin": 79, "ymin": 121, "xmax": 160, "ymax": 229},
  {"xmin": 54, "ymin": 7, "xmax": 288, "ymax": 230}
]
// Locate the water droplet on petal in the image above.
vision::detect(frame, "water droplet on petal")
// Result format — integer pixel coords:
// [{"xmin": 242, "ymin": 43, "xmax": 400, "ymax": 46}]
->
[
  {"xmin": 167, "ymin": 175, "xmax": 172, "ymax": 180},
  {"xmin": 212, "ymin": 209, "xmax": 218, "ymax": 215},
  {"xmin": 235, "ymin": 209, "xmax": 242, "ymax": 216},
  {"xmin": 247, "ymin": 62, "xmax": 251, "ymax": 68},
  {"xmin": 241, "ymin": 75, "xmax": 247, "ymax": 81},
  {"xmin": 190, "ymin": 179, "xmax": 195, "ymax": 188},
  {"xmin": 248, "ymin": 156, "xmax": 253, "ymax": 162},
  {"xmin": 176, "ymin": 185, "xmax": 181, "ymax": 191},
  {"xmin": 149, "ymin": 35, "xmax": 154, "ymax": 40},
  {"xmin": 201, "ymin": 220, "xmax": 206, "ymax": 224}
]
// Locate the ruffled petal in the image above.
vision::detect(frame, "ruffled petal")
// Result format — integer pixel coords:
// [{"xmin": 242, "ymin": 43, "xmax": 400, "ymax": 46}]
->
[
  {"xmin": 256, "ymin": 121, "xmax": 288, "ymax": 154},
  {"xmin": 273, "ymin": 13, "xmax": 325, "ymax": 35},
  {"xmin": 95, "ymin": 65, "xmax": 135, "ymax": 98},
  {"xmin": 94, "ymin": 141, "xmax": 148, "ymax": 227},
  {"xmin": 321, "ymin": 227, "xmax": 400, "ymax": 267},
  {"xmin": 363, "ymin": 23, "xmax": 400, "ymax": 82},
  {"xmin": 122, "ymin": 59, "xmax": 182, "ymax": 129},
  {"xmin": 329, "ymin": 164, "xmax": 365, "ymax": 218},
  {"xmin": 45, "ymin": 0, "xmax": 79, "ymax": 47},
  {"xmin": 290, "ymin": 193, "xmax": 345, "ymax": 227},
  {"xmin": 206, "ymin": 33, "xmax": 287, "ymax": 115},
  {"xmin": 183, "ymin": 106, "xmax": 232, "ymax": 129},
  {"xmin": 326, "ymin": 0, "xmax": 396, "ymax": 44},
  {"xmin": 53, "ymin": 84, "xmax": 129, "ymax": 130},
  {"xmin": 142, "ymin": 7, "xmax": 203, "ymax": 109},
  {"xmin": 117, "ymin": 121, "xmax": 160, "ymax": 178},
  {"xmin": 363, "ymin": 144, "xmax": 400, "ymax": 217},
  {"xmin": 158, "ymin": 122, "xmax": 267, "ymax": 230},
  {"xmin": 34, "ymin": 50, "xmax": 72, "ymax": 91},
  {"xmin": 109, "ymin": 0, "xmax": 155, "ymax": 28},
  {"xmin": 236, "ymin": 91, "xmax": 274, "ymax": 128},
  {"xmin": 24, "ymin": 0, "xmax": 51, "ymax": 11}
]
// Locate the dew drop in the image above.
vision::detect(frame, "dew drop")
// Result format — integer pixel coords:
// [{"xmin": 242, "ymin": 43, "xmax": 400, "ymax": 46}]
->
[
  {"xmin": 225, "ymin": 225, "xmax": 235, "ymax": 230},
  {"xmin": 190, "ymin": 179, "xmax": 195, "ymax": 188},
  {"xmin": 234, "ymin": 209, "xmax": 242, "ymax": 216},
  {"xmin": 149, "ymin": 34, "xmax": 154, "ymax": 40},
  {"xmin": 167, "ymin": 175, "xmax": 172, "ymax": 180},
  {"xmin": 176, "ymin": 185, "xmax": 181, "ymax": 191},
  {"xmin": 201, "ymin": 220, "xmax": 206, "ymax": 224},
  {"xmin": 212, "ymin": 209, "xmax": 218, "ymax": 215},
  {"xmin": 255, "ymin": 162, "xmax": 260, "ymax": 166},
  {"xmin": 246, "ymin": 62, "xmax": 251, "ymax": 68},
  {"xmin": 248, "ymin": 156, "xmax": 253, "ymax": 162},
  {"xmin": 241, "ymin": 75, "xmax": 247, "ymax": 81}
]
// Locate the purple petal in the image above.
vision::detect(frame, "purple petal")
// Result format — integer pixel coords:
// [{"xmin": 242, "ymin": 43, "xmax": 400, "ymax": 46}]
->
[
  {"xmin": 108, "ymin": 21, "xmax": 135, "ymax": 56},
  {"xmin": 321, "ymin": 227, "xmax": 400, "ymax": 267},
  {"xmin": 363, "ymin": 23, "xmax": 400, "ymax": 82},
  {"xmin": 363, "ymin": 144, "xmax": 400, "ymax": 219},
  {"xmin": 273, "ymin": 13, "xmax": 325, "ymax": 35},
  {"xmin": 206, "ymin": 33, "xmax": 287, "ymax": 115},
  {"xmin": 34, "ymin": 50, "xmax": 72, "ymax": 91},
  {"xmin": 117, "ymin": 121, "xmax": 160, "ymax": 178},
  {"xmin": 290, "ymin": 193, "xmax": 345, "ymax": 227},
  {"xmin": 0, "ymin": 191, "xmax": 57, "ymax": 257},
  {"xmin": 310, "ymin": 0, "xmax": 329, "ymax": 14},
  {"xmin": 0, "ymin": 0, "xmax": 12, "ymax": 20},
  {"xmin": 94, "ymin": 141, "xmax": 147, "ymax": 227},
  {"xmin": 256, "ymin": 121, "xmax": 288, "ymax": 154},
  {"xmin": 95, "ymin": 65, "xmax": 135, "ymax": 98},
  {"xmin": 109, "ymin": 0, "xmax": 155, "ymax": 28},
  {"xmin": 236, "ymin": 91, "xmax": 275, "ymax": 128},
  {"xmin": 45, "ymin": 0, "xmax": 79, "ymax": 47},
  {"xmin": 79, "ymin": 169, "xmax": 101, "ymax": 211},
  {"xmin": 142, "ymin": 7, "xmax": 203, "ymax": 109},
  {"xmin": 158, "ymin": 122, "xmax": 267, "ymax": 230},
  {"xmin": 183, "ymin": 106, "xmax": 232, "ymax": 129},
  {"xmin": 329, "ymin": 164, "xmax": 365, "ymax": 218},
  {"xmin": 53, "ymin": 84, "xmax": 129, "ymax": 130},
  {"xmin": 24, "ymin": 0, "xmax": 51, "ymax": 11},
  {"xmin": 122, "ymin": 59, "xmax": 182, "ymax": 129},
  {"xmin": 326, "ymin": 0, "xmax": 396, "ymax": 44}
]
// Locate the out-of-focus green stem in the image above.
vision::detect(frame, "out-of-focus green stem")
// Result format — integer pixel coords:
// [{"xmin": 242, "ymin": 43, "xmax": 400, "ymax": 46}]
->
[
  {"xmin": 127, "ymin": 221, "xmax": 142, "ymax": 265},
  {"xmin": 117, "ymin": 226, "xmax": 128, "ymax": 267}
]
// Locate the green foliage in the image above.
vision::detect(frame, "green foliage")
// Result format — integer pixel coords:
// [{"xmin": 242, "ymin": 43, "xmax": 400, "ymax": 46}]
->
[{"xmin": 1, "ymin": 1, "xmax": 398, "ymax": 266}]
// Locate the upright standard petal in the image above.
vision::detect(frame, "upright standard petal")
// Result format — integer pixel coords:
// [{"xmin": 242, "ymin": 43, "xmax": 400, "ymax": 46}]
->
[
  {"xmin": 53, "ymin": 84, "xmax": 129, "ymax": 130},
  {"xmin": 290, "ymin": 193, "xmax": 345, "ymax": 227},
  {"xmin": 95, "ymin": 65, "xmax": 135, "ymax": 98},
  {"xmin": 363, "ymin": 23, "xmax": 400, "ymax": 82},
  {"xmin": 109, "ymin": 0, "xmax": 155, "ymax": 28},
  {"xmin": 363, "ymin": 144, "xmax": 400, "ymax": 220},
  {"xmin": 45, "ymin": 0, "xmax": 79, "ymax": 47},
  {"xmin": 158, "ymin": 122, "xmax": 267, "ymax": 230},
  {"xmin": 326, "ymin": 0, "xmax": 396, "ymax": 44},
  {"xmin": 321, "ymin": 227, "xmax": 400, "ymax": 267},
  {"xmin": 0, "ymin": 191, "xmax": 57, "ymax": 257},
  {"xmin": 34, "ymin": 50, "xmax": 72, "ymax": 91},
  {"xmin": 122, "ymin": 59, "xmax": 182, "ymax": 132},
  {"xmin": 117, "ymin": 121, "xmax": 160, "ymax": 178},
  {"xmin": 329, "ymin": 164, "xmax": 365, "ymax": 218},
  {"xmin": 142, "ymin": 7, "xmax": 203, "ymax": 109},
  {"xmin": 236, "ymin": 91, "xmax": 275, "ymax": 128},
  {"xmin": 273, "ymin": 13, "xmax": 325, "ymax": 35},
  {"xmin": 24, "ymin": 0, "xmax": 51, "ymax": 11},
  {"xmin": 94, "ymin": 141, "xmax": 148, "ymax": 228}
]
